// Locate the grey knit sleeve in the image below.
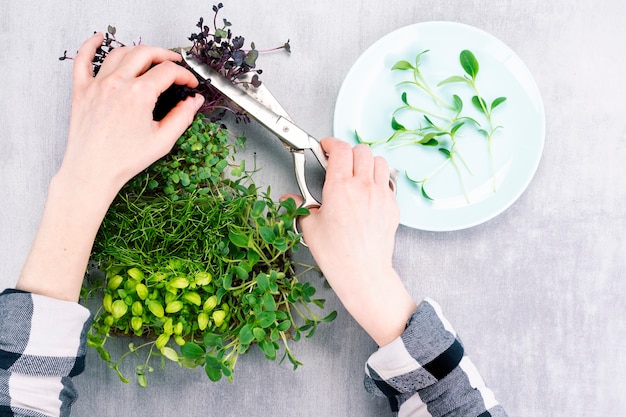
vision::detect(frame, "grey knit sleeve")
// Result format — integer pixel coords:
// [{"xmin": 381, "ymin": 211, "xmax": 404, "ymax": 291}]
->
[{"xmin": 364, "ymin": 298, "xmax": 508, "ymax": 417}]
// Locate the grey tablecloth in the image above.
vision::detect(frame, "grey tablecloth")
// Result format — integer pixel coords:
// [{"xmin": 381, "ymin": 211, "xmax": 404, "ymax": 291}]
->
[{"xmin": 1, "ymin": 1, "xmax": 624, "ymax": 416}]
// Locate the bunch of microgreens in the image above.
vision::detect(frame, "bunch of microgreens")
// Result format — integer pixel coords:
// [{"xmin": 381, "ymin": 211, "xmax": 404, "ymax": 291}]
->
[
  {"xmin": 357, "ymin": 49, "xmax": 507, "ymax": 203},
  {"xmin": 76, "ymin": 4, "xmax": 333, "ymax": 387}
]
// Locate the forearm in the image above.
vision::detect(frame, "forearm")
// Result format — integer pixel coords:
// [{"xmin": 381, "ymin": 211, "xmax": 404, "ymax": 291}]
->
[
  {"xmin": 333, "ymin": 266, "xmax": 417, "ymax": 347},
  {"xmin": 365, "ymin": 298, "xmax": 507, "ymax": 417},
  {"xmin": 16, "ymin": 171, "xmax": 115, "ymax": 302}
]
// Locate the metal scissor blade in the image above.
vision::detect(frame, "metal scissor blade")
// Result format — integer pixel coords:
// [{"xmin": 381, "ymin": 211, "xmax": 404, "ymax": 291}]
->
[
  {"xmin": 237, "ymin": 72, "xmax": 293, "ymax": 122},
  {"xmin": 182, "ymin": 51, "xmax": 319, "ymax": 155}
]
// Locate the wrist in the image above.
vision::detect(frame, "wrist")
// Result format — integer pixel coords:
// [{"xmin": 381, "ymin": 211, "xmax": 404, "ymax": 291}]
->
[
  {"xmin": 330, "ymin": 267, "xmax": 417, "ymax": 347},
  {"xmin": 52, "ymin": 167, "xmax": 118, "ymax": 214},
  {"xmin": 16, "ymin": 170, "xmax": 115, "ymax": 301}
]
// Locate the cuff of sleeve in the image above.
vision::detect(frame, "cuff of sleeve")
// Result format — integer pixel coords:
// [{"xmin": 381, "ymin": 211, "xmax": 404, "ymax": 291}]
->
[
  {"xmin": 0, "ymin": 289, "xmax": 92, "ymax": 377},
  {"xmin": 364, "ymin": 298, "xmax": 464, "ymax": 397}
]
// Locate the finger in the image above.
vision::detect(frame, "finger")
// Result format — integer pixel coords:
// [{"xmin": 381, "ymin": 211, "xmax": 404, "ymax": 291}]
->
[
  {"xmin": 279, "ymin": 193, "xmax": 303, "ymax": 205},
  {"xmin": 352, "ymin": 144, "xmax": 375, "ymax": 180},
  {"xmin": 140, "ymin": 60, "xmax": 200, "ymax": 98},
  {"xmin": 95, "ymin": 45, "xmax": 132, "ymax": 79},
  {"xmin": 320, "ymin": 137, "xmax": 353, "ymax": 181},
  {"xmin": 72, "ymin": 33, "xmax": 104, "ymax": 90},
  {"xmin": 374, "ymin": 156, "xmax": 391, "ymax": 187},
  {"xmin": 115, "ymin": 45, "xmax": 183, "ymax": 78},
  {"xmin": 155, "ymin": 94, "xmax": 205, "ymax": 155}
]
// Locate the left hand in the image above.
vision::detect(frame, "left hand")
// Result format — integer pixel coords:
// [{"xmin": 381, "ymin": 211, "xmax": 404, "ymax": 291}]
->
[
  {"xmin": 16, "ymin": 34, "xmax": 204, "ymax": 302},
  {"xmin": 59, "ymin": 33, "xmax": 205, "ymax": 200}
]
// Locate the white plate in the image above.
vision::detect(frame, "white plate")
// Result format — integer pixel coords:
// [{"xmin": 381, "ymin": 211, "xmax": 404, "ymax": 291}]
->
[{"xmin": 333, "ymin": 22, "xmax": 545, "ymax": 231}]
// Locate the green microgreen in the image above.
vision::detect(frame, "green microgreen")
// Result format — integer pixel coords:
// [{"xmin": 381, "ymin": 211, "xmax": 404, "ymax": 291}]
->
[
  {"xmin": 83, "ymin": 115, "xmax": 333, "ymax": 385},
  {"xmin": 438, "ymin": 49, "xmax": 507, "ymax": 191},
  {"xmin": 358, "ymin": 49, "xmax": 507, "ymax": 202},
  {"xmin": 77, "ymin": 5, "xmax": 333, "ymax": 387}
]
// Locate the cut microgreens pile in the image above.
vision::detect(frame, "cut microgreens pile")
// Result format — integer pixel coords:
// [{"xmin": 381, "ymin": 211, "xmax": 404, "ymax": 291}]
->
[
  {"xmin": 75, "ymin": 4, "xmax": 334, "ymax": 387},
  {"xmin": 357, "ymin": 49, "xmax": 507, "ymax": 203}
]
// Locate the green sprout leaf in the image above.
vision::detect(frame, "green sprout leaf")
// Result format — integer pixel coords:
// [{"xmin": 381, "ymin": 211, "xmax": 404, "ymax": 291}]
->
[
  {"xmin": 437, "ymin": 75, "xmax": 468, "ymax": 86},
  {"xmin": 391, "ymin": 60, "xmax": 414, "ymax": 71},
  {"xmin": 491, "ymin": 96, "xmax": 507, "ymax": 110},
  {"xmin": 472, "ymin": 95, "xmax": 488, "ymax": 114},
  {"xmin": 460, "ymin": 49, "xmax": 479, "ymax": 79},
  {"xmin": 181, "ymin": 342, "xmax": 205, "ymax": 360},
  {"xmin": 391, "ymin": 116, "xmax": 406, "ymax": 131}
]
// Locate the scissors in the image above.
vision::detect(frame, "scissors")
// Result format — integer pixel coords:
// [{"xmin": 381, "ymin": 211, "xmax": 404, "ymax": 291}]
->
[{"xmin": 181, "ymin": 50, "xmax": 397, "ymax": 245}]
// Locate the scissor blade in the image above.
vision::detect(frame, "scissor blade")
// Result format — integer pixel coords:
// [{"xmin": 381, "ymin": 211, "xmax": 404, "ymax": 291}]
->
[
  {"xmin": 182, "ymin": 52, "xmax": 313, "ymax": 153},
  {"xmin": 237, "ymin": 72, "xmax": 293, "ymax": 121}
]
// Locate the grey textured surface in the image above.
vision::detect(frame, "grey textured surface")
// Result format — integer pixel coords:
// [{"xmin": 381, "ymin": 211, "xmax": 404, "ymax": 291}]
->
[{"xmin": 1, "ymin": 1, "xmax": 625, "ymax": 416}]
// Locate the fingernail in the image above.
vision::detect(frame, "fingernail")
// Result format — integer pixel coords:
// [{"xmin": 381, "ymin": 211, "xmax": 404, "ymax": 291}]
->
[{"xmin": 194, "ymin": 95, "xmax": 205, "ymax": 110}]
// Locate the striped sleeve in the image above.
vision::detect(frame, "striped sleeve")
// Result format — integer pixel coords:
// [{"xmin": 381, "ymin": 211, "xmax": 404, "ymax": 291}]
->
[
  {"xmin": 364, "ymin": 298, "xmax": 508, "ymax": 417},
  {"xmin": 0, "ymin": 289, "xmax": 91, "ymax": 417}
]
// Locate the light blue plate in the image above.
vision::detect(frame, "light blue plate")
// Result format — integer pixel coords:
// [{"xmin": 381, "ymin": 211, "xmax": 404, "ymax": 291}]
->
[{"xmin": 333, "ymin": 22, "xmax": 545, "ymax": 231}]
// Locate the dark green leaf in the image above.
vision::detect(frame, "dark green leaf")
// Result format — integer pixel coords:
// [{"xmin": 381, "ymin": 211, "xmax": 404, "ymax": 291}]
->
[
  {"xmin": 421, "ymin": 138, "xmax": 439, "ymax": 147},
  {"xmin": 491, "ymin": 97, "xmax": 507, "ymax": 110},
  {"xmin": 228, "ymin": 229, "xmax": 249, "ymax": 248},
  {"xmin": 471, "ymin": 96, "xmax": 487, "ymax": 114},
  {"xmin": 421, "ymin": 185, "xmax": 434, "ymax": 201},
  {"xmin": 251, "ymin": 200, "xmax": 266, "ymax": 217},
  {"xmin": 460, "ymin": 50, "xmax": 479, "ymax": 79},
  {"xmin": 451, "ymin": 122, "xmax": 465, "ymax": 135},
  {"xmin": 321, "ymin": 310, "xmax": 337, "ymax": 323},
  {"xmin": 258, "ymin": 339, "xmax": 276, "ymax": 360},
  {"xmin": 247, "ymin": 250, "xmax": 260, "ymax": 267},
  {"xmin": 401, "ymin": 91, "xmax": 409, "ymax": 105},
  {"xmin": 203, "ymin": 333, "xmax": 223, "ymax": 347},
  {"xmin": 439, "ymin": 148, "xmax": 452, "ymax": 158},
  {"xmin": 233, "ymin": 265, "xmax": 248, "ymax": 280},
  {"xmin": 311, "ymin": 298, "xmax": 325, "ymax": 309},
  {"xmin": 391, "ymin": 117, "xmax": 406, "ymax": 131},
  {"xmin": 277, "ymin": 320, "xmax": 291, "ymax": 331},
  {"xmin": 279, "ymin": 197, "xmax": 296, "ymax": 214},
  {"xmin": 181, "ymin": 342, "xmax": 205, "ymax": 360},
  {"xmin": 257, "ymin": 311, "xmax": 276, "ymax": 328},
  {"xmin": 259, "ymin": 226, "xmax": 276, "ymax": 243},
  {"xmin": 262, "ymin": 292, "xmax": 277, "ymax": 311},
  {"xmin": 204, "ymin": 364, "xmax": 222, "ymax": 382},
  {"xmin": 295, "ymin": 207, "xmax": 310, "ymax": 217},
  {"xmin": 222, "ymin": 273, "xmax": 232, "ymax": 290},
  {"xmin": 256, "ymin": 273, "xmax": 269, "ymax": 292},
  {"xmin": 239, "ymin": 324, "xmax": 255, "ymax": 345},
  {"xmin": 253, "ymin": 327, "xmax": 267, "ymax": 342},
  {"xmin": 419, "ymin": 132, "xmax": 437, "ymax": 144},
  {"xmin": 272, "ymin": 237, "xmax": 288, "ymax": 251}
]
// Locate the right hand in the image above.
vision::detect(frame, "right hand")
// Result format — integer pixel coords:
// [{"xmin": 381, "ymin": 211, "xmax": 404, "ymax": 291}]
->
[{"xmin": 282, "ymin": 138, "xmax": 416, "ymax": 346}]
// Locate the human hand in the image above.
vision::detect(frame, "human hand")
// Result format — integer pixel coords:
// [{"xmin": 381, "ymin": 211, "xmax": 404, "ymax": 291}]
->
[
  {"xmin": 58, "ymin": 33, "xmax": 204, "ymax": 201},
  {"xmin": 16, "ymin": 34, "xmax": 204, "ymax": 302},
  {"xmin": 283, "ymin": 138, "xmax": 416, "ymax": 346}
]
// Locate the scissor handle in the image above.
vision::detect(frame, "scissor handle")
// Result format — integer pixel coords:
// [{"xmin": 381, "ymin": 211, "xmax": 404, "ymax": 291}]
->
[{"xmin": 291, "ymin": 151, "xmax": 321, "ymax": 247}]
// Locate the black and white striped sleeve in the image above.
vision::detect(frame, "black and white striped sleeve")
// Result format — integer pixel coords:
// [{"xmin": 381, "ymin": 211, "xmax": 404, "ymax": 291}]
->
[
  {"xmin": 364, "ymin": 298, "xmax": 508, "ymax": 417},
  {"xmin": 0, "ymin": 289, "xmax": 91, "ymax": 417}
]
